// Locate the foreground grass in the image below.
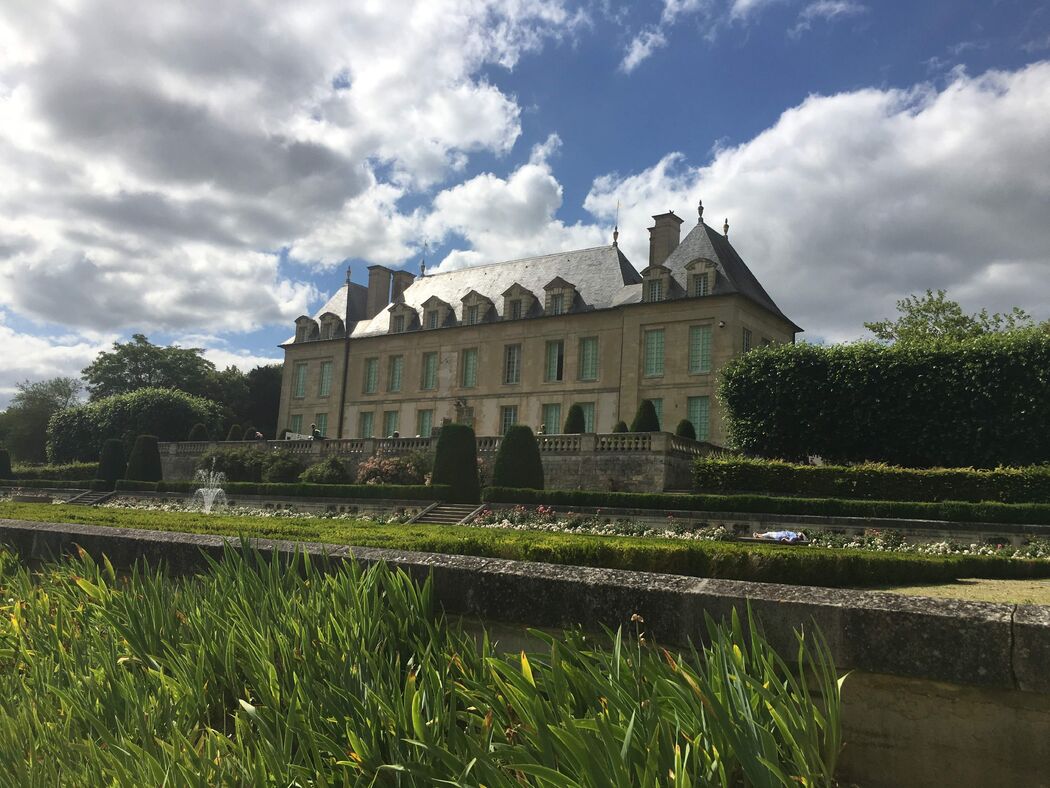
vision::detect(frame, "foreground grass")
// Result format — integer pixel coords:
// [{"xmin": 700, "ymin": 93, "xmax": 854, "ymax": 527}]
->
[
  {"xmin": 881, "ymin": 577, "xmax": 1050, "ymax": 605},
  {"xmin": 0, "ymin": 546, "xmax": 843, "ymax": 785},
  {"xmin": 2, "ymin": 501, "xmax": 1049, "ymax": 588}
]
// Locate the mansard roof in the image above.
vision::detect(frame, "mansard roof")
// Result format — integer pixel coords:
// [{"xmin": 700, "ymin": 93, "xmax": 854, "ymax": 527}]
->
[
  {"xmin": 348, "ymin": 244, "xmax": 643, "ymax": 338},
  {"xmin": 662, "ymin": 220, "xmax": 801, "ymax": 331}
]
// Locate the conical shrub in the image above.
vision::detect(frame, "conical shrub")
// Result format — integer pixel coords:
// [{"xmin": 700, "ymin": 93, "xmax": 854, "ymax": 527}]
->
[
  {"xmin": 225, "ymin": 424, "xmax": 244, "ymax": 441},
  {"xmin": 675, "ymin": 419, "xmax": 697, "ymax": 440},
  {"xmin": 612, "ymin": 420, "xmax": 629, "ymax": 433},
  {"xmin": 188, "ymin": 423, "xmax": 210, "ymax": 441},
  {"xmin": 125, "ymin": 435, "xmax": 162, "ymax": 482},
  {"xmin": 431, "ymin": 423, "xmax": 479, "ymax": 503},
  {"xmin": 563, "ymin": 404, "xmax": 586, "ymax": 434},
  {"xmin": 96, "ymin": 439, "xmax": 127, "ymax": 486},
  {"xmin": 631, "ymin": 400, "xmax": 661, "ymax": 432},
  {"xmin": 491, "ymin": 425, "xmax": 544, "ymax": 490},
  {"xmin": 0, "ymin": 447, "xmax": 11, "ymax": 479}
]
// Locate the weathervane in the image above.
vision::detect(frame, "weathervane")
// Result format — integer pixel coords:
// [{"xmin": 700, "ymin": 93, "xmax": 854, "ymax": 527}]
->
[
  {"xmin": 420, "ymin": 240, "xmax": 428, "ymax": 277},
  {"xmin": 612, "ymin": 200, "xmax": 620, "ymax": 247}
]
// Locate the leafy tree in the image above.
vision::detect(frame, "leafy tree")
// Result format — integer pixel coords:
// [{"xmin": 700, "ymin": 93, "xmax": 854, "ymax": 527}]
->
[
  {"xmin": 0, "ymin": 377, "xmax": 82, "ymax": 463},
  {"xmin": 125, "ymin": 435, "xmax": 162, "ymax": 482},
  {"xmin": 675, "ymin": 419, "xmax": 696, "ymax": 440},
  {"xmin": 431, "ymin": 423, "xmax": 479, "ymax": 503},
  {"xmin": 491, "ymin": 425, "xmax": 544, "ymax": 490},
  {"xmin": 864, "ymin": 289, "xmax": 1040, "ymax": 344},
  {"xmin": 82, "ymin": 334, "xmax": 217, "ymax": 400},
  {"xmin": 631, "ymin": 400, "xmax": 660, "ymax": 432},
  {"xmin": 563, "ymin": 404, "xmax": 585, "ymax": 434},
  {"xmin": 244, "ymin": 364, "xmax": 283, "ymax": 438}
]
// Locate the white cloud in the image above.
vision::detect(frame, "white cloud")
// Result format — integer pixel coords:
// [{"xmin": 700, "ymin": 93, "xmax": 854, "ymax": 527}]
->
[
  {"xmin": 619, "ymin": 0, "xmax": 710, "ymax": 73},
  {"xmin": 0, "ymin": 0, "xmax": 581, "ymax": 334},
  {"xmin": 790, "ymin": 1, "xmax": 867, "ymax": 37},
  {"xmin": 583, "ymin": 62, "xmax": 1050, "ymax": 340}
]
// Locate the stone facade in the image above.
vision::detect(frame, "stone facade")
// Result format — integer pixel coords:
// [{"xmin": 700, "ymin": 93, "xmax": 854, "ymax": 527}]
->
[
  {"xmin": 159, "ymin": 432, "xmax": 716, "ymax": 492},
  {"xmin": 277, "ymin": 205, "xmax": 800, "ymax": 444}
]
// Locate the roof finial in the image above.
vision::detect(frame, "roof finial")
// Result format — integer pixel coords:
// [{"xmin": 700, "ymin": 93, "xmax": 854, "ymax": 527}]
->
[
  {"xmin": 612, "ymin": 200, "xmax": 620, "ymax": 247},
  {"xmin": 419, "ymin": 240, "xmax": 428, "ymax": 277},
  {"xmin": 345, "ymin": 264, "xmax": 352, "ymax": 284},
  {"xmin": 697, "ymin": 199, "xmax": 704, "ymax": 223},
  {"xmin": 723, "ymin": 217, "xmax": 729, "ymax": 238}
]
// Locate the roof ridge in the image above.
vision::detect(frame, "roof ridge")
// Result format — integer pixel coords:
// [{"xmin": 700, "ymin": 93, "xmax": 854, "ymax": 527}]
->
[{"xmin": 417, "ymin": 244, "xmax": 618, "ymax": 279}]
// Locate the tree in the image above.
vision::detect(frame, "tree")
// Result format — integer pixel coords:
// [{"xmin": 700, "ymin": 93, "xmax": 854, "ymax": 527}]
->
[
  {"xmin": 631, "ymin": 400, "xmax": 660, "ymax": 432},
  {"xmin": 491, "ymin": 425, "xmax": 544, "ymax": 490},
  {"xmin": 0, "ymin": 377, "xmax": 83, "ymax": 463},
  {"xmin": 563, "ymin": 404, "xmax": 586, "ymax": 434},
  {"xmin": 244, "ymin": 364, "xmax": 283, "ymax": 439},
  {"xmin": 431, "ymin": 423, "xmax": 480, "ymax": 503},
  {"xmin": 82, "ymin": 334, "xmax": 217, "ymax": 401},
  {"xmin": 864, "ymin": 289, "xmax": 1040, "ymax": 345}
]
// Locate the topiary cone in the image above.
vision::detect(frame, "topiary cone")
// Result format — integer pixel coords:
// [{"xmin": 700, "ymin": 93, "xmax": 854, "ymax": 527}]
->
[
  {"xmin": 563, "ymin": 404, "xmax": 586, "ymax": 434},
  {"xmin": 675, "ymin": 419, "xmax": 697, "ymax": 440},
  {"xmin": 125, "ymin": 435, "xmax": 162, "ymax": 482},
  {"xmin": 491, "ymin": 425, "xmax": 544, "ymax": 490},
  {"xmin": 430, "ymin": 423, "xmax": 479, "ymax": 503},
  {"xmin": 612, "ymin": 420, "xmax": 629, "ymax": 433},
  {"xmin": 225, "ymin": 424, "xmax": 244, "ymax": 441},
  {"xmin": 630, "ymin": 399, "xmax": 661, "ymax": 432},
  {"xmin": 97, "ymin": 438, "xmax": 127, "ymax": 486},
  {"xmin": 0, "ymin": 446, "xmax": 11, "ymax": 479},
  {"xmin": 187, "ymin": 423, "xmax": 210, "ymax": 441}
]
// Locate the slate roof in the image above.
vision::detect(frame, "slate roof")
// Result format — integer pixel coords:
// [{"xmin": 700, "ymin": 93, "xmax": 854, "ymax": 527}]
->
[
  {"xmin": 662, "ymin": 220, "xmax": 801, "ymax": 332},
  {"xmin": 348, "ymin": 245, "xmax": 642, "ymax": 338}
]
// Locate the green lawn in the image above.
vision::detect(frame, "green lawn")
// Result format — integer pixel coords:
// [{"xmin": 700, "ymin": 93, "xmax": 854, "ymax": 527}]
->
[{"xmin": 1, "ymin": 501, "xmax": 1049, "ymax": 588}]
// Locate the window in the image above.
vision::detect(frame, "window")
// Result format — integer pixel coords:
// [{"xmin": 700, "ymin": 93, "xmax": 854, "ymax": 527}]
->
[
  {"xmin": 579, "ymin": 402, "xmax": 595, "ymax": 433},
  {"xmin": 363, "ymin": 358, "xmax": 379, "ymax": 394},
  {"xmin": 289, "ymin": 414, "xmax": 303, "ymax": 434},
  {"xmin": 509, "ymin": 299, "xmax": 522, "ymax": 319},
  {"xmin": 688, "ymin": 396, "xmax": 710, "ymax": 441},
  {"xmin": 691, "ymin": 273, "xmax": 709, "ymax": 297},
  {"xmin": 688, "ymin": 325, "xmax": 712, "ymax": 374},
  {"xmin": 358, "ymin": 411, "xmax": 374, "ymax": 438},
  {"xmin": 293, "ymin": 362, "xmax": 308, "ymax": 398},
  {"xmin": 542, "ymin": 403, "xmax": 561, "ymax": 434},
  {"xmin": 647, "ymin": 279, "xmax": 663, "ymax": 302},
  {"xmin": 643, "ymin": 329, "xmax": 665, "ymax": 377},
  {"xmin": 503, "ymin": 344, "xmax": 521, "ymax": 384},
  {"xmin": 416, "ymin": 409, "xmax": 433, "ymax": 437},
  {"xmin": 466, "ymin": 304, "xmax": 480, "ymax": 325},
  {"xmin": 392, "ymin": 315, "xmax": 405, "ymax": 333},
  {"xmin": 318, "ymin": 361, "xmax": 333, "ymax": 396},
  {"xmin": 578, "ymin": 337, "xmax": 598, "ymax": 381},
  {"xmin": 461, "ymin": 348, "xmax": 478, "ymax": 388},
  {"xmin": 314, "ymin": 413, "xmax": 328, "ymax": 437},
  {"xmin": 427, "ymin": 310, "xmax": 439, "ymax": 329},
  {"xmin": 499, "ymin": 405, "xmax": 518, "ymax": 435},
  {"xmin": 650, "ymin": 399, "xmax": 663, "ymax": 430},
  {"xmin": 742, "ymin": 328, "xmax": 752, "ymax": 353},
  {"xmin": 544, "ymin": 340, "xmax": 564, "ymax": 382},
  {"xmin": 550, "ymin": 293, "xmax": 565, "ymax": 315},
  {"xmin": 421, "ymin": 352, "xmax": 438, "ymax": 390},
  {"xmin": 387, "ymin": 355, "xmax": 403, "ymax": 392},
  {"xmin": 382, "ymin": 410, "xmax": 399, "ymax": 437}
]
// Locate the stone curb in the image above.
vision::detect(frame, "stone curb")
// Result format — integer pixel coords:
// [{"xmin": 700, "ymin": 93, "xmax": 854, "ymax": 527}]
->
[{"xmin": 0, "ymin": 517, "xmax": 1046, "ymax": 693}]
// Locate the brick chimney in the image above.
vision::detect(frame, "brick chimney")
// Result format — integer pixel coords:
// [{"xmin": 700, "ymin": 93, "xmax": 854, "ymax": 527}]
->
[
  {"xmin": 648, "ymin": 211, "xmax": 684, "ymax": 267},
  {"xmin": 365, "ymin": 265, "xmax": 394, "ymax": 319},
  {"xmin": 391, "ymin": 270, "xmax": 415, "ymax": 303}
]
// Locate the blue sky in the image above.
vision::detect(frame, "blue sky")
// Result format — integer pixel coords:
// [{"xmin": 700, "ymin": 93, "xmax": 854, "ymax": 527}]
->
[{"xmin": 0, "ymin": 0, "xmax": 1048, "ymax": 405}]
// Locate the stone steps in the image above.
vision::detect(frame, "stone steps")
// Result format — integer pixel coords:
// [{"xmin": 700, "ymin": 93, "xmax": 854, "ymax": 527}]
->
[
  {"xmin": 412, "ymin": 504, "xmax": 483, "ymax": 525},
  {"xmin": 65, "ymin": 491, "xmax": 115, "ymax": 506}
]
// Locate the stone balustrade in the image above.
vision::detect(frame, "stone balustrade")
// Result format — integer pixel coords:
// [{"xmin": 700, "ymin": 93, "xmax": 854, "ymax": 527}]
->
[{"xmin": 158, "ymin": 432, "xmax": 719, "ymax": 492}]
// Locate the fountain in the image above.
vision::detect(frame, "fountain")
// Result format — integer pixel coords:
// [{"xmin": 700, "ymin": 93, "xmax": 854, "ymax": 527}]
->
[{"xmin": 190, "ymin": 463, "xmax": 227, "ymax": 513}]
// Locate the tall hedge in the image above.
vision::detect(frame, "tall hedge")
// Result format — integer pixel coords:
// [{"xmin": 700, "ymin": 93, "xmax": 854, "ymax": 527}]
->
[
  {"xmin": 631, "ymin": 400, "xmax": 660, "ymax": 432},
  {"xmin": 0, "ymin": 447, "xmax": 11, "ymax": 479},
  {"xmin": 47, "ymin": 388, "xmax": 223, "ymax": 463},
  {"xmin": 675, "ymin": 420, "xmax": 696, "ymax": 440},
  {"xmin": 563, "ymin": 404, "xmax": 585, "ymax": 434},
  {"xmin": 96, "ymin": 439, "xmax": 127, "ymax": 486},
  {"xmin": 719, "ymin": 331, "xmax": 1050, "ymax": 467},
  {"xmin": 491, "ymin": 425, "xmax": 544, "ymax": 490},
  {"xmin": 431, "ymin": 423, "xmax": 480, "ymax": 503},
  {"xmin": 125, "ymin": 435, "xmax": 162, "ymax": 482}
]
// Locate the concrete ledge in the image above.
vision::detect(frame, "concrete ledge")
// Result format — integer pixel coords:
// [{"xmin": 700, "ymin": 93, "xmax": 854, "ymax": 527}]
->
[{"xmin": 0, "ymin": 516, "xmax": 1044, "ymax": 694}]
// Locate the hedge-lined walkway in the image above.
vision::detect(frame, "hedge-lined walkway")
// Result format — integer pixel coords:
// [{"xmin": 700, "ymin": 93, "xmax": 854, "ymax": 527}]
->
[{"xmin": 2, "ymin": 502, "xmax": 1050, "ymax": 589}]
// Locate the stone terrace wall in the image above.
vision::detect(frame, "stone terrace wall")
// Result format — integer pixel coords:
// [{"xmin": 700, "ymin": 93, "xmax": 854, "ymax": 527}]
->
[{"xmin": 160, "ymin": 432, "xmax": 716, "ymax": 492}]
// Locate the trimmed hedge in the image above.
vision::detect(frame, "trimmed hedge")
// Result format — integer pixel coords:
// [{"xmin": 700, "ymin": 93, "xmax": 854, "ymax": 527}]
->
[
  {"xmin": 0, "ymin": 449, "xmax": 10, "ymax": 479},
  {"xmin": 563, "ymin": 404, "xmax": 585, "ymax": 434},
  {"xmin": 631, "ymin": 399, "xmax": 660, "ymax": 432},
  {"xmin": 694, "ymin": 457, "xmax": 1050, "ymax": 504},
  {"xmin": 97, "ymin": 439, "xmax": 126, "ymax": 486},
  {"xmin": 491, "ymin": 425, "xmax": 544, "ymax": 490},
  {"xmin": 8, "ymin": 462, "xmax": 99, "ymax": 481},
  {"xmin": 0, "ymin": 479, "xmax": 90, "ymax": 490},
  {"xmin": 675, "ymin": 420, "xmax": 697, "ymax": 440},
  {"xmin": 126, "ymin": 435, "xmax": 162, "ymax": 482},
  {"xmin": 482, "ymin": 486, "xmax": 1050, "ymax": 526},
  {"xmin": 187, "ymin": 423, "xmax": 210, "ymax": 441},
  {"xmin": 612, "ymin": 421, "xmax": 629, "ymax": 434},
  {"xmin": 431, "ymin": 424, "xmax": 479, "ymax": 503},
  {"xmin": 719, "ymin": 332, "xmax": 1050, "ymax": 467},
  {"xmin": 114, "ymin": 480, "xmax": 451, "ymax": 501}
]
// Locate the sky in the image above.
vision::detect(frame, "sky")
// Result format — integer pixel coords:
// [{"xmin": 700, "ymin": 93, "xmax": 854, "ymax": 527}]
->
[{"xmin": 0, "ymin": 0, "xmax": 1048, "ymax": 406}]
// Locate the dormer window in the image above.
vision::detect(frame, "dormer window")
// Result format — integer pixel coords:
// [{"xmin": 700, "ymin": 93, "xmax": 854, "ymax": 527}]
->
[
  {"xmin": 393, "ymin": 315, "xmax": 405, "ymax": 333},
  {"xmin": 388, "ymin": 302, "xmax": 418, "ymax": 334},
  {"xmin": 510, "ymin": 299, "xmax": 522, "ymax": 319},
  {"xmin": 647, "ymin": 279, "xmax": 663, "ymax": 302},
  {"xmin": 543, "ymin": 277, "xmax": 578, "ymax": 315},
  {"xmin": 426, "ymin": 310, "xmax": 439, "ymax": 329},
  {"xmin": 420, "ymin": 296, "xmax": 452, "ymax": 330},
  {"xmin": 466, "ymin": 305, "xmax": 480, "ymax": 325},
  {"xmin": 550, "ymin": 293, "xmax": 565, "ymax": 315},
  {"xmin": 294, "ymin": 316, "xmax": 320, "ymax": 343},
  {"xmin": 690, "ymin": 272, "xmax": 709, "ymax": 297},
  {"xmin": 318, "ymin": 312, "xmax": 345, "ymax": 340},
  {"xmin": 501, "ymin": 283, "xmax": 537, "ymax": 319},
  {"xmin": 461, "ymin": 290, "xmax": 494, "ymax": 326}
]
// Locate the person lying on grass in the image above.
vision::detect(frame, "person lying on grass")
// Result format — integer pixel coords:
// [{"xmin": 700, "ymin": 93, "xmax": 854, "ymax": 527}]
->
[{"xmin": 752, "ymin": 530, "xmax": 808, "ymax": 544}]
